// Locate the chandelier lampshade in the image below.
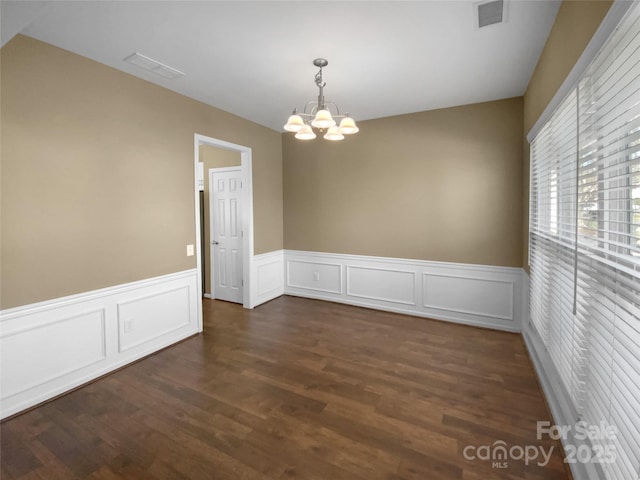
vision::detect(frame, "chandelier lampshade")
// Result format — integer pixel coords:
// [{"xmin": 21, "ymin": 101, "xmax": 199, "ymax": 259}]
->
[
  {"xmin": 311, "ymin": 109, "xmax": 336, "ymax": 129},
  {"xmin": 324, "ymin": 126, "xmax": 344, "ymax": 141},
  {"xmin": 283, "ymin": 58, "xmax": 359, "ymax": 141},
  {"xmin": 294, "ymin": 124, "xmax": 317, "ymax": 140},
  {"xmin": 338, "ymin": 115, "xmax": 359, "ymax": 134},
  {"xmin": 284, "ymin": 111, "xmax": 305, "ymax": 132}
]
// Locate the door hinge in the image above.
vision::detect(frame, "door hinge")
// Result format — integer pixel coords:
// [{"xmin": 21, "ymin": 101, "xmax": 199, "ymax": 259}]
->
[{"xmin": 242, "ymin": 280, "xmax": 244, "ymax": 286}]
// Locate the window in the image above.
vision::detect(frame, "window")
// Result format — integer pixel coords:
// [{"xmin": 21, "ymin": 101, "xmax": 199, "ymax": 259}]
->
[{"xmin": 529, "ymin": 5, "xmax": 640, "ymax": 480}]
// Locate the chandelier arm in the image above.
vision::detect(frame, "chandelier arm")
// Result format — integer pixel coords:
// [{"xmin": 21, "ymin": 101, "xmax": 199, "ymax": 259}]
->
[
  {"xmin": 298, "ymin": 102, "xmax": 345, "ymax": 120},
  {"xmin": 302, "ymin": 101, "xmax": 319, "ymax": 115},
  {"xmin": 324, "ymin": 101, "xmax": 341, "ymax": 116}
]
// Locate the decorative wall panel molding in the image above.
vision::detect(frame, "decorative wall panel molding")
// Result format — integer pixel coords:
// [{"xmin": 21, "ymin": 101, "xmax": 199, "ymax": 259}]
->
[
  {"xmin": 422, "ymin": 273, "xmax": 513, "ymax": 320},
  {"xmin": 284, "ymin": 250, "xmax": 524, "ymax": 332},
  {"xmin": 347, "ymin": 266, "xmax": 417, "ymax": 305},
  {"xmin": 0, "ymin": 269, "xmax": 198, "ymax": 419},
  {"xmin": 286, "ymin": 259, "xmax": 342, "ymax": 295},
  {"xmin": 1, "ymin": 309, "xmax": 106, "ymax": 400},
  {"xmin": 117, "ymin": 286, "xmax": 191, "ymax": 352}
]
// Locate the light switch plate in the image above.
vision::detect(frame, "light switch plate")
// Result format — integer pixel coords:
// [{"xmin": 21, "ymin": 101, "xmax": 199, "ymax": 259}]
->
[{"xmin": 186, "ymin": 244, "xmax": 194, "ymax": 256}]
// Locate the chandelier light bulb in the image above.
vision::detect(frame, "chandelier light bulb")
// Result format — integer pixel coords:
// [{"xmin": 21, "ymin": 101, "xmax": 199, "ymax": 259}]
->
[{"xmin": 295, "ymin": 124, "xmax": 317, "ymax": 140}]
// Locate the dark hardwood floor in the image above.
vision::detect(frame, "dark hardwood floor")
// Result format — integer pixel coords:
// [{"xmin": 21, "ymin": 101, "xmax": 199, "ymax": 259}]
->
[{"xmin": 1, "ymin": 296, "xmax": 570, "ymax": 480}]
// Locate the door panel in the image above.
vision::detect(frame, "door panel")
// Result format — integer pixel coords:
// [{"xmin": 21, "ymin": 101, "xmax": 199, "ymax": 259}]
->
[{"xmin": 210, "ymin": 168, "xmax": 243, "ymax": 303}]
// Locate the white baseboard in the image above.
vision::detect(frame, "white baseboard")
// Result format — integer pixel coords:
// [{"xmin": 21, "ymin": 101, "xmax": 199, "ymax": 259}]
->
[
  {"xmin": 0, "ymin": 269, "xmax": 199, "ymax": 419},
  {"xmin": 252, "ymin": 250, "xmax": 285, "ymax": 307},
  {"xmin": 283, "ymin": 250, "xmax": 524, "ymax": 332}
]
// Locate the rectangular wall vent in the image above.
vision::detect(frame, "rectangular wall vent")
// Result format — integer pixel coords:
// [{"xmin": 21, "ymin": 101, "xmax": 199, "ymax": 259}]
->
[
  {"xmin": 123, "ymin": 52, "xmax": 184, "ymax": 79},
  {"xmin": 477, "ymin": 0, "xmax": 504, "ymax": 28}
]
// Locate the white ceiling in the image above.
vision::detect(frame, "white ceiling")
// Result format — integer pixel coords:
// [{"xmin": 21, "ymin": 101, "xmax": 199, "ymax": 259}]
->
[{"xmin": 1, "ymin": 0, "xmax": 561, "ymax": 132}]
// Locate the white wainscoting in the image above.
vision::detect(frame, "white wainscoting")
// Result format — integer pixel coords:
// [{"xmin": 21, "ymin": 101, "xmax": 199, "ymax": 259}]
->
[
  {"xmin": 252, "ymin": 250, "xmax": 285, "ymax": 307},
  {"xmin": 0, "ymin": 269, "xmax": 199, "ymax": 419},
  {"xmin": 284, "ymin": 250, "xmax": 524, "ymax": 332}
]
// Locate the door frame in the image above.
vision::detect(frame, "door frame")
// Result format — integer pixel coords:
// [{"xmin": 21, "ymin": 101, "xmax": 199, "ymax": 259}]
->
[
  {"xmin": 209, "ymin": 166, "xmax": 243, "ymax": 302},
  {"xmin": 194, "ymin": 134, "xmax": 254, "ymax": 331}
]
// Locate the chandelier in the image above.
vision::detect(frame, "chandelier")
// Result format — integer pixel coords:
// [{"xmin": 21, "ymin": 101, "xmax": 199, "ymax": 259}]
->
[{"xmin": 283, "ymin": 58, "xmax": 359, "ymax": 141}]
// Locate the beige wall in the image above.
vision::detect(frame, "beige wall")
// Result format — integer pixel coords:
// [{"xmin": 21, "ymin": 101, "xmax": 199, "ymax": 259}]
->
[
  {"xmin": 1, "ymin": 35, "xmax": 283, "ymax": 309},
  {"xmin": 283, "ymin": 97, "xmax": 524, "ymax": 267},
  {"xmin": 522, "ymin": 0, "xmax": 612, "ymax": 268},
  {"xmin": 199, "ymin": 145, "xmax": 241, "ymax": 294}
]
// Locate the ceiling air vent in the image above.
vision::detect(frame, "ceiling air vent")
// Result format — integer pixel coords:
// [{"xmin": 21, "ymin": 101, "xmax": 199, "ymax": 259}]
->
[
  {"xmin": 476, "ymin": 0, "xmax": 504, "ymax": 28},
  {"xmin": 123, "ymin": 52, "xmax": 184, "ymax": 79}
]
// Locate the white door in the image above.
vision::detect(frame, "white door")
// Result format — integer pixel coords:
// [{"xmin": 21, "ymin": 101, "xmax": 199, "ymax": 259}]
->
[{"xmin": 210, "ymin": 168, "xmax": 243, "ymax": 303}]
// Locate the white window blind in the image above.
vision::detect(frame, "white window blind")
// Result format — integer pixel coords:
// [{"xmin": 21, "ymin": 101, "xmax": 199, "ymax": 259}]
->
[
  {"xmin": 530, "ymin": 90, "xmax": 578, "ymax": 398},
  {"xmin": 529, "ymin": 4, "xmax": 640, "ymax": 480}
]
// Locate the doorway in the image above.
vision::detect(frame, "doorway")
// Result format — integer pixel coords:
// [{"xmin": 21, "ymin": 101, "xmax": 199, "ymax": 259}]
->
[
  {"xmin": 200, "ymin": 146, "xmax": 241, "ymax": 300},
  {"xmin": 194, "ymin": 134, "xmax": 254, "ymax": 331}
]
